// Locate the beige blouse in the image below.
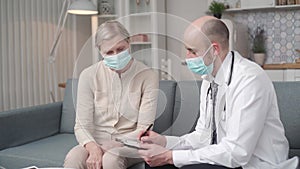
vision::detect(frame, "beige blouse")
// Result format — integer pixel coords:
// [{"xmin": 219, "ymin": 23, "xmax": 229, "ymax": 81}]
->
[{"xmin": 74, "ymin": 59, "xmax": 159, "ymax": 146}]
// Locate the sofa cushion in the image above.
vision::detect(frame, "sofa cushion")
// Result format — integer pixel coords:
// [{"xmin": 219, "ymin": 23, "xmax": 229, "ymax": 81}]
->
[
  {"xmin": 273, "ymin": 81, "xmax": 300, "ymax": 158},
  {"xmin": 154, "ymin": 81, "xmax": 177, "ymax": 135},
  {"xmin": 0, "ymin": 134, "xmax": 77, "ymax": 168},
  {"xmin": 0, "ymin": 102, "xmax": 62, "ymax": 151},
  {"xmin": 61, "ymin": 79, "xmax": 78, "ymax": 133},
  {"xmin": 171, "ymin": 81, "xmax": 202, "ymax": 136}
]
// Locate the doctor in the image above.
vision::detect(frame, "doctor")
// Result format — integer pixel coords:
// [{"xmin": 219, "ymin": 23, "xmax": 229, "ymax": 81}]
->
[{"xmin": 138, "ymin": 16, "xmax": 299, "ymax": 169}]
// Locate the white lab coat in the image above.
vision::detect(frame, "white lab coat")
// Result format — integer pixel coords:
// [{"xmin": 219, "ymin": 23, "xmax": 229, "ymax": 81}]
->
[{"xmin": 166, "ymin": 51, "xmax": 299, "ymax": 169}]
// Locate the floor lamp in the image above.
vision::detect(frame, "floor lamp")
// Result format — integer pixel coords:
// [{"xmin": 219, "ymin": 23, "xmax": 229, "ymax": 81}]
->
[{"xmin": 48, "ymin": 0, "xmax": 98, "ymax": 102}]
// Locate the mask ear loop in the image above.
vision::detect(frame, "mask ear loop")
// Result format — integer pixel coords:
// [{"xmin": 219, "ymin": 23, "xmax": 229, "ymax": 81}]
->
[
  {"xmin": 127, "ymin": 47, "xmax": 131, "ymax": 55},
  {"xmin": 211, "ymin": 48, "xmax": 217, "ymax": 66},
  {"xmin": 209, "ymin": 42, "xmax": 221, "ymax": 67},
  {"xmin": 199, "ymin": 44, "xmax": 214, "ymax": 66},
  {"xmin": 96, "ymin": 47, "xmax": 104, "ymax": 61}
]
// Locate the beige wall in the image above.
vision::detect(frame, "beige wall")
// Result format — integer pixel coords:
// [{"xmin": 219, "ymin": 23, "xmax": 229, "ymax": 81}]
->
[
  {"xmin": 166, "ymin": 0, "xmax": 208, "ymax": 80},
  {"xmin": 73, "ymin": 15, "xmax": 93, "ymax": 78}
]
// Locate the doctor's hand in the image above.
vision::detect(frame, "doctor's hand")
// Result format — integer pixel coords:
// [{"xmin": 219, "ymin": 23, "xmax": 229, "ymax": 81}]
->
[
  {"xmin": 138, "ymin": 130, "xmax": 167, "ymax": 147},
  {"xmin": 138, "ymin": 143, "xmax": 173, "ymax": 167},
  {"xmin": 85, "ymin": 141, "xmax": 103, "ymax": 169}
]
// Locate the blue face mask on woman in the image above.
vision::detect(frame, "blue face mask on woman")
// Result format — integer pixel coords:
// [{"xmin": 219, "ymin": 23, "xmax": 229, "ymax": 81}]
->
[
  {"xmin": 185, "ymin": 45, "xmax": 214, "ymax": 75},
  {"xmin": 103, "ymin": 49, "xmax": 132, "ymax": 70}
]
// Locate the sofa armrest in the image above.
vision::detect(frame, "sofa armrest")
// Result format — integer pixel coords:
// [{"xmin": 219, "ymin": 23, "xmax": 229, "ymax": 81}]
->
[{"xmin": 0, "ymin": 102, "xmax": 62, "ymax": 150}]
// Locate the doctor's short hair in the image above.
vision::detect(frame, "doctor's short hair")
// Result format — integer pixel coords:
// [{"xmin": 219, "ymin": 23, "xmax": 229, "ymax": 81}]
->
[
  {"xmin": 201, "ymin": 19, "xmax": 229, "ymax": 49},
  {"xmin": 95, "ymin": 20, "xmax": 130, "ymax": 48}
]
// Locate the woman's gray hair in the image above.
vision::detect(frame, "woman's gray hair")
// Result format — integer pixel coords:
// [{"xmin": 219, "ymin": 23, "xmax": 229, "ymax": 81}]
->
[{"xmin": 95, "ymin": 20, "xmax": 130, "ymax": 48}]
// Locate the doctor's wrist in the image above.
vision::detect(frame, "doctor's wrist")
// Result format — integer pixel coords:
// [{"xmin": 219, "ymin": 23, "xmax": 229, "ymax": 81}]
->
[
  {"xmin": 166, "ymin": 150, "xmax": 174, "ymax": 164},
  {"xmin": 161, "ymin": 135, "xmax": 167, "ymax": 147}
]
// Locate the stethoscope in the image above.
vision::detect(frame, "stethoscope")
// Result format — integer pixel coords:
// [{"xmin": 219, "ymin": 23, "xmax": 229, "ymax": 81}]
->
[{"xmin": 205, "ymin": 51, "xmax": 235, "ymax": 128}]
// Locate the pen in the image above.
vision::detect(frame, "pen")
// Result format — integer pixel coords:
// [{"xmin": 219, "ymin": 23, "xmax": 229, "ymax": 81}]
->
[{"xmin": 141, "ymin": 124, "xmax": 153, "ymax": 137}]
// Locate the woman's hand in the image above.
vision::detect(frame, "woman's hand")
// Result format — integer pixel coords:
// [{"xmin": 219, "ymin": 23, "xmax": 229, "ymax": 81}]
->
[{"xmin": 85, "ymin": 142, "xmax": 104, "ymax": 169}]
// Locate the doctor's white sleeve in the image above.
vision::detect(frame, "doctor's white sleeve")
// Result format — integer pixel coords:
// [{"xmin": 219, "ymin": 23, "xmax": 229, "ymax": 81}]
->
[
  {"xmin": 172, "ymin": 74, "xmax": 271, "ymax": 168},
  {"xmin": 165, "ymin": 81, "xmax": 211, "ymax": 150}
]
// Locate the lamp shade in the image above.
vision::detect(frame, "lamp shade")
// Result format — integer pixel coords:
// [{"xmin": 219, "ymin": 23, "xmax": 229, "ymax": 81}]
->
[{"xmin": 68, "ymin": 0, "xmax": 98, "ymax": 15}]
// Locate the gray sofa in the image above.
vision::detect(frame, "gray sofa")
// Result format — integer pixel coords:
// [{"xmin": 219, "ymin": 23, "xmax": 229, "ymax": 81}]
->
[{"xmin": 0, "ymin": 79, "xmax": 299, "ymax": 169}]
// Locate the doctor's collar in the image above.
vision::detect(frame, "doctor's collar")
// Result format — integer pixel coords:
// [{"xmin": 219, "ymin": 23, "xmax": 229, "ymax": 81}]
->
[
  {"xmin": 202, "ymin": 68, "xmax": 224, "ymax": 86},
  {"xmin": 201, "ymin": 74, "xmax": 214, "ymax": 83},
  {"xmin": 202, "ymin": 51, "xmax": 234, "ymax": 86}
]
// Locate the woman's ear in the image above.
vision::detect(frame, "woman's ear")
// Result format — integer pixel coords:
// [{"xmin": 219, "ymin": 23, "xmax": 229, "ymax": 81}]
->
[{"xmin": 127, "ymin": 44, "xmax": 131, "ymax": 54}]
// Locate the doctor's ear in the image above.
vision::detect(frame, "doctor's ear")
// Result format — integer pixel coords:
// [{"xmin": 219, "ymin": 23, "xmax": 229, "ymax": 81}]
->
[{"xmin": 211, "ymin": 42, "xmax": 221, "ymax": 56}]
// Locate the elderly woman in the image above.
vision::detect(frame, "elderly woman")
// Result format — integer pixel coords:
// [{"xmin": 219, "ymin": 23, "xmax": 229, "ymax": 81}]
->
[{"xmin": 64, "ymin": 21, "xmax": 159, "ymax": 169}]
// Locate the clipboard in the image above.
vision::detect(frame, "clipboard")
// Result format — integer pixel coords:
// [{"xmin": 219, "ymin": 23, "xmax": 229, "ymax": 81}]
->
[{"xmin": 115, "ymin": 138, "xmax": 145, "ymax": 149}]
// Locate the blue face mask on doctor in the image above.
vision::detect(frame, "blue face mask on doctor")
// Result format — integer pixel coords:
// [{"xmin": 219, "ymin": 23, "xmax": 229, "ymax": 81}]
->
[
  {"xmin": 103, "ymin": 49, "xmax": 132, "ymax": 70},
  {"xmin": 185, "ymin": 45, "xmax": 214, "ymax": 75}
]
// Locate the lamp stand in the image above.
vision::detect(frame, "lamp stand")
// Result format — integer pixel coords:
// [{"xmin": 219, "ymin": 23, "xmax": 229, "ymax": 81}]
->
[{"xmin": 48, "ymin": 0, "xmax": 70, "ymax": 102}]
